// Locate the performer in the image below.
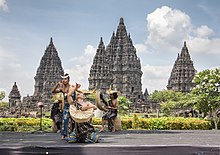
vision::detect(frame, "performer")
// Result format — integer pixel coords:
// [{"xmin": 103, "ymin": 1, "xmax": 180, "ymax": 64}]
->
[
  {"xmin": 52, "ymin": 73, "xmax": 81, "ymax": 139},
  {"xmin": 99, "ymin": 90, "xmax": 118, "ymax": 132},
  {"xmin": 68, "ymin": 92, "xmax": 99, "ymax": 143},
  {"xmin": 50, "ymin": 97, "xmax": 62, "ymax": 133}
]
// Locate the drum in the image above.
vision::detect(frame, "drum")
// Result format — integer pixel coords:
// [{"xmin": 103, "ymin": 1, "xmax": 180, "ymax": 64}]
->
[{"xmin": 114, "ymin": 115, "xmax": 122, "ymax": 131}]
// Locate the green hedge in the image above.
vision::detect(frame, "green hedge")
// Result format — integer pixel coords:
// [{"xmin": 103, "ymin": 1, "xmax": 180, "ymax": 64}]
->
[
  {"xmin": 132, "ymin": 117, "xmax": 211, "ymax": 130},
  {"xmin": 0, "ymin": 118, "xmax": 52, "ymax": 132},
  {"xmin": 0, "ymin": 116, "xmax": 214, "ymax": 132},
  {"xmin": 91, "ymin": 116, "xmax": 211, "ymax": 130}
]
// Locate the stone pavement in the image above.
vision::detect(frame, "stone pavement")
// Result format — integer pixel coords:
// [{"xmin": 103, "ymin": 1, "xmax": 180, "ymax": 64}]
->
[{"xmin": 0, "ymin": 130, "xmax": 219, "ymax": 155}]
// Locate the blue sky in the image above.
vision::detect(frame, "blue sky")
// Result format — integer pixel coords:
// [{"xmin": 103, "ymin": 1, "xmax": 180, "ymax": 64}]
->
[{"xmin": 0, "ymin": 0, "xmax": 220, "ymax": 101}]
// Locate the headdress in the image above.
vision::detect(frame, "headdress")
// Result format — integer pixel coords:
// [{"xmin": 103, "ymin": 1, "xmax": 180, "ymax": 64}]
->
[
  {"xmin": 60, "ymin": 73, "xmax": 69, "ymax": 79},
  {"xmin": 53, "ymin": 93, "xmax": 64, "ymax": 110},
  {"xmin": 106, "ymin": 87, "xmax": 118, "ymax": 94}
]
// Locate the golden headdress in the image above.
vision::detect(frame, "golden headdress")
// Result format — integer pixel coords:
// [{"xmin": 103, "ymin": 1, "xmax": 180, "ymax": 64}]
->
[
  {"xmin": 53, "ymin": 93, "xmax": 64, "ymax": 110},
  {"xmin": 106, "ymin": 87, "xmax": 119, "ymax": 94}
]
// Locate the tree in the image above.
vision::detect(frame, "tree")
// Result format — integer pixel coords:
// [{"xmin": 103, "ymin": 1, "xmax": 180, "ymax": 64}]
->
[
  {"xmin": 149, "ymin": 90, "xmax": 182, "ymax": 115},
  {"xmin": 192, "ymin": 68, "xmax": 220, "ymax": 130},
  {"xmin": 118, "ymin": 96, "xmax": 131, "ymax": 116},
  {"xmin": 149, "ymin": 90, "xmax": 183, "ymax": 103},
  {"xmin": 0, "ymin": 91, "xmax": 5, "ymax": 101},
  {"xmin": 149, "ymin": 90, "xmax": 195, "ymax": 116},
  {"xmin": 0, "ymin": 91, "xmax": 8, "ymax": 108}
]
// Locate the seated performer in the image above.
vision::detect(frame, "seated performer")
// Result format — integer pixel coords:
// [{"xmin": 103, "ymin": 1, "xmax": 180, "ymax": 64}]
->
[
  {"xmin": 50, "ymin": 94, "xmax": 63, "ymax": 133},
  {"xmin": 67, "ymin": 92, "xmax": 99, "ymax": 143},
  {"xmin": 99, "ymin": 90, "xmax": 118, "ymax": 132}
]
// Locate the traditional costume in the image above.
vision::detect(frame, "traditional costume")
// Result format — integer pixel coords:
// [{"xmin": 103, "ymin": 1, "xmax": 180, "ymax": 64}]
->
[
  {"xmin": 67, "ymin": 91, "xmax": 99, "ymax": 143},
  {"xmin": 60, "ymin": 92, "xmax": 75, "ymax": 138}
]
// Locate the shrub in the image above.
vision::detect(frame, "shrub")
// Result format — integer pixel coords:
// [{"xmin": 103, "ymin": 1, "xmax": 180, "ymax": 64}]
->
[
  {"xmin": 0, "ymin": 118, "xmax": 53, "ymax": 132},
  {"xmin": 0, "ymin": 117, "xmax": 212, "ymax": 132}
]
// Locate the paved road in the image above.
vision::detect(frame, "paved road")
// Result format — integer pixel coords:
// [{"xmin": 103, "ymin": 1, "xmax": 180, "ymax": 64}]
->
[{"xmin": 0, "ymin": 130, "xmax": 219, "ymax": 155}]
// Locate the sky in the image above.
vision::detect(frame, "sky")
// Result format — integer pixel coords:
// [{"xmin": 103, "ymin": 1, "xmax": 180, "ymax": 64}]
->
[{"xmin": 0, "ymin": 0, "xmax": 220, "ymax": 101}]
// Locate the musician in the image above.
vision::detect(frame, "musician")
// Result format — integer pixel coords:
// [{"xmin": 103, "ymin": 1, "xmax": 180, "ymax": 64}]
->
[
  {"xmin": 52, "ymin": 73, "xmax": 81, "ymax": 140},
  {"xmin": 50, "ymin": 99, "xmax": 62, "ymax": 133},
  {"xmin": 99, "ymin": 91, "xmax": 118, "ymax": 132},
  {"xmin": 67, "ymin": 92, "xmax": 99, "ymax": 143}
]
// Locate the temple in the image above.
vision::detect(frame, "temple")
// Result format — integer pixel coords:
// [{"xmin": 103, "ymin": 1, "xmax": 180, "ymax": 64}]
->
[
  {"xmin": 8, "ymin": 82, "xmax": 21, "ymax": 108},
  {"xmin": 88, "ymin": 18, "xmax": 143, "ymax": 103},
  {"xmin": 167, "ymin": 41, "xmax": 196, "ymax": 93},
  {"xmin": 22, "ymin": 38, "xmax": 64, "ymax": 111}
]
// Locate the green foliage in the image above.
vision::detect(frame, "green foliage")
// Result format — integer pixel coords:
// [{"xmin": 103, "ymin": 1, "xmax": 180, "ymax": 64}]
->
[
  {"xmin": 120, "ymin": 116, "xmax": 132, "ymax": 130},
  {"xmin": 91, "ymin": 116, "xmax": 211, "ymax": 130},
  {"xmin": 118, "ymin": 96, "xmax": 131, "ymax": 116},
  {"xmin": 0, "ymin": 91, "xmax": 5, "ymax": 101},
  {"xmin": 132, "ymin": 114, "xmax": 139, "ymax": 129},
  {"xmin": 0, "ymin": 116, "xmax": 213, "ymax": 132},
  {"xmin": 149, "ymin": 90, "xmax": 184, "ymax": 103},
  {"xmin": 192, "ymin": 69, "xmax": 220, "ymax": 112},
  {"xmin": 192, "ymin": 68, "xmax": 220, "ymax": 129},
  {"xmin": 138, "ymin": 117, "xmax": 211, "ymax": 130},
  {"xmin": 150, "ymin": 90, "xmax": 195, "ymax": 116},
  {"xmin": 86, "ymin": 93, "xmax": 96, "ymax": 102},
  {"xmin": 0, "ymin": 101, "xmax": 8, "ymax": 107},
  {"xmin": 0, "ymin": 118, "xmax": 53, "ymax": 132}
]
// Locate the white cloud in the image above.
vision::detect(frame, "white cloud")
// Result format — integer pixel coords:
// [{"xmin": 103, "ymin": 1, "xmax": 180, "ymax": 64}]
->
[
  {"xmin": 138, "ymin": 5, "xmax": 220, "ymax": 93},
  {"xmin": 195, "ymin": 25, "xmax": 214, "ymax": 38},
  {"xmin": 0, "ymin": 65, "xmax": 34, "ymax": 102},
  {"xmin": 142, "ymin": 64, "xmax": 171, "ymax": 93},
  {"xmin": 188, "ymin": 37, "xmax": 220, "ymax": 54},
  {"xmin": 146, "ymin": 6, "xmax": 191, "ymax": 52},
  {"xmin": 0, "ymin": 0, "xmax": 8, "ymax": 11},
  {"xmin": 68, "ymin": 45, "xmax": 96, "ymax": 65},
  {"xmin": 66, "ymin": 45, "xmax": 96, "ymax": 90},
  {"xmin": 135, "ymin": 44, "xmax": 148, "ymax": 54},
  {"xmin": 142, "ymin": 6, "xmax": 220, "ymax": 55},
  {"xmin": 84, "ymin": 45, "xmax": 96, "ymax": 57}
]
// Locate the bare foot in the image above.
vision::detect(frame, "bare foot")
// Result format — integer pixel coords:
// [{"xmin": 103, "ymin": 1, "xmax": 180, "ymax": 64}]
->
[
  {"xmin": 112, "ymin": 127, "xmax": 115, "ymax": 132},
  {"xmin": 61, "ymin": 135, "xmax": 65, "ymax": 140}
]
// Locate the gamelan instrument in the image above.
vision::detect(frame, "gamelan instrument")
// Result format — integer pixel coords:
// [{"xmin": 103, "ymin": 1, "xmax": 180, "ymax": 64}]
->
[{"xmin": 94, "ymin": 90, "xmax": 108, "ymax": 112}]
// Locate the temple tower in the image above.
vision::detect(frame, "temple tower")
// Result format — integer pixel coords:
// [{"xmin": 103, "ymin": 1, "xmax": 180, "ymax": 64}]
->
[
  {"xmin": 167, "ymin": 41, "xmax": 196, "ymax": 93},
  {"xmin": 8, "ymin": 82, "xmax": 21, "ymax": 107},
  {"xmin": 34, "ymin": 37, "xmax": 64, "ymax": 98},
  {"xmin": 88, "ymin": 37, "xmax": 112, "ymax": 92},
  {"xmin": 23, "ymin": 38, "xmax": 64, "ymax": 111},
  {"xmin": 89, "ymin": 18, "xmax": 143, "ymax": 102}
]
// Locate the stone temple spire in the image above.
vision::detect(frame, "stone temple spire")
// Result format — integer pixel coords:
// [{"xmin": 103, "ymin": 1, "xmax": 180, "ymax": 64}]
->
[
  {"xmin": 89, "ymin": 18, "xmax": 143, "ymax": 103},
  {"xmin": 179, "ymin": 41, "xmax": 191, "ymax": 60},
  {"xmin": 33, "ymin": 37, "xmax": 64, "ymax": 99},
  {"xmin": 8, "ymin": 82, "xmax": 21, "ymax": 107},
  {"xmin": 115, "ymin": 17, "xmax": 128, "ymax": 39},
  {"xmin": 88, "ymin": 37, "xmax": 112, "ymax": 92},
  {"xmin": 167, "ymin": 41, "xmax": 196, "ymax": 93}
]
